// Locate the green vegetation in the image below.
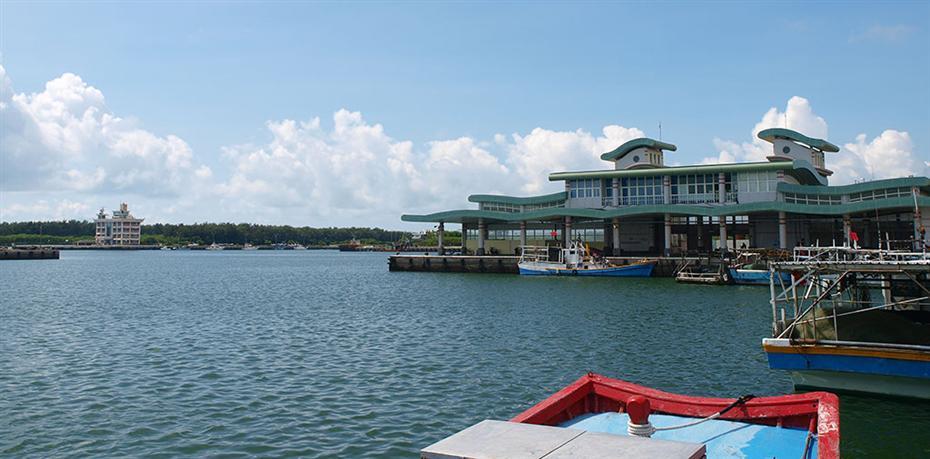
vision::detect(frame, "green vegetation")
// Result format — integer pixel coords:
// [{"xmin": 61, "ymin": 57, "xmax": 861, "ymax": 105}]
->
[
  {"xmin": 0, "ymin": 220, "xmax": 414, "ymax": 246},
  {"xmin": 417, "ymin": 230, "xmax": 462, "ymax": 246}
]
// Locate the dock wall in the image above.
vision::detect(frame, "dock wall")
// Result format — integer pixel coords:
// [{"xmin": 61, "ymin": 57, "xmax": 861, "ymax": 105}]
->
[
  {"xmin": 1, "ymin": 248, "xmax": 60, "ymax": 260},
  {"xmin": 388, "ymin": 255, "xmax": 716, "ymax": 277}
]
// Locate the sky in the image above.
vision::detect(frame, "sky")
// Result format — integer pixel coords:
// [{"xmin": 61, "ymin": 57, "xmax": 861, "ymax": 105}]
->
[{"xmin": 1, "ymin": 1, "xmax": 929, "ymax": 229}]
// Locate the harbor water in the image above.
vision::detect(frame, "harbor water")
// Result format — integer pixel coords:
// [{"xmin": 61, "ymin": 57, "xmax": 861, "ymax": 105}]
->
[{"xmin": 2, "ymin": 251, "xmax": 928, "ymax": 457}]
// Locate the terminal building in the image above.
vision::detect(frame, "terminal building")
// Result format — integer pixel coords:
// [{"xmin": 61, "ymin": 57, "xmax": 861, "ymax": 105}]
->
[
  {"xmin": 95, "ymin": 203, "xmax": 144, "ymax": 245},
  {"xmin": 402, "ymin": 128, "xmax": 929, "ymax": 256}
]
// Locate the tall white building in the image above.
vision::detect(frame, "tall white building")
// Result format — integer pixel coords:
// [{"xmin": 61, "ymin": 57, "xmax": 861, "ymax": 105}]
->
[{"xmin": 95, "ymin": 203, "xmax": 144, "ymax": 245}]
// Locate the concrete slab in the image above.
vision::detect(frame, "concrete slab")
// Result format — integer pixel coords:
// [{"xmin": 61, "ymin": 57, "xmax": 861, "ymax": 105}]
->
[{"xmin": 420, "ymin": 420, "xmax": 706, "ymax": 459}]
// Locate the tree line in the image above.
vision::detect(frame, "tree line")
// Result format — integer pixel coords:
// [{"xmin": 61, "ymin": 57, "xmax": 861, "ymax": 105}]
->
[{"xmin": 0, "ymin": 220, "xmax": 415, "ymax": 245}]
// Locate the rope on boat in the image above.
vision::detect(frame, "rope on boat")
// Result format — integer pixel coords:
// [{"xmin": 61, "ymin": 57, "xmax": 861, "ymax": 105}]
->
[{"xmin": 627, "ymin": 394, "xmax": 756, "ymax": 437}]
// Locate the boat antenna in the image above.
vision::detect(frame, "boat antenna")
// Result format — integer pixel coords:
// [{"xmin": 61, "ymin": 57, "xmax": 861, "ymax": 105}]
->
[{"xmin": 658, "ymin": 122, "xmax": 662, "ymax": 140}]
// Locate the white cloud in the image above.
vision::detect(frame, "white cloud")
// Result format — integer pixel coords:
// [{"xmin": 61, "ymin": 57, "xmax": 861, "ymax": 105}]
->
[
  {"xmin": 703, "ymin": 96, "xmax": 827, "ymax": 164},
  {"xmin": 833, "ymin": 130, "xmax": 929, "ymax": 184},
  {"xmin": 504, "ymin": 125, "xmax": 644, "ymax": 194},
  {"xmin": 0, "ymin": 65, "xmax": 207, "ymax": 196},
  {"xmin": 703, "ymin": 96, "xmax": 928, "ymax": 185}
]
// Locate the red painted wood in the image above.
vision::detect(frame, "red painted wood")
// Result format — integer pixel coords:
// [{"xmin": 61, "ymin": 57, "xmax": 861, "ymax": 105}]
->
[{"xmin": 510, "ymin": 373, "xmax": 840, "ymax": 459}]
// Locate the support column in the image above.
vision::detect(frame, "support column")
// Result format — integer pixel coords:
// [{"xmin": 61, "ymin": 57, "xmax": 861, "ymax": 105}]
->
[
  {"xmin": 477, "ymin": 219, "xmax": 486, "ymax": 256},
  {"xmin": 663, "ymin": 176, "xmax": 671, "ymax": 205},
  {"xmin": 778, "ymin": 212, "xmax": 788, "ymax": 249},
  {"xmin": 664, "ymin": 213, "xmax": 672, "ymax": 256},
  {"xmin": 519, "ymin": 221, "xmax": 527, "ymax": 249},
  {"xmin": 718, "ymin": 172, "xmax": 727, "ymax": 204},
  {"xmin": 437, "ymin": 222, "xmax": 445, "ymax": 255},
  {"xmin": 612, "ymin": 178, "xmax": 620, "ymax": 207},
  {"xmin": 460, "ymin": 223, "xmax": 468, "ymax": 254},
  {"xmin": 842, "ymin": 214, "xmax": 852, "ymax": 247},
  {"xmin": 564, "ymin": 216, "xmax": 572, "ymax": 248},
  {"xmin": 719, "ymin": 217, "xmax": 728, "ymax": 254},
  {"xmin": 612, "ymin": 217, "xmax": 621, "ymax": 256}
]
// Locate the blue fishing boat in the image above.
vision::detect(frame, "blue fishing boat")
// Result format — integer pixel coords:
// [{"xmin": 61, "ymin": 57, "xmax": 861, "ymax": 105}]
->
[
  {"xmin": 763, "ymin": 247, "xmax": 930, "ymax": 399},
  {"xmin": 518, "ymin": 241, "xmax": 655, "ymax": 277},
  {"xmin": 728, "ymin": 251, "xmax": 793, "ymax": 285}
]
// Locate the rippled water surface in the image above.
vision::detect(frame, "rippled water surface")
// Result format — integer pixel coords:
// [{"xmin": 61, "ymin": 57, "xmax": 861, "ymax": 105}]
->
[{"xmin": 2, "ymin": 251, "xmax": 928, "ymax": 457}]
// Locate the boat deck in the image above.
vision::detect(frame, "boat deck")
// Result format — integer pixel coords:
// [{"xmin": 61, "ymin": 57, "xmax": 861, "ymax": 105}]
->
[
  {"xmin": 562, "ymin": 412, "xmax": 816, "ymax": 458},
  {"xmin": 421, "ymin": 419, "xmax": 705, "ymax": 459}
]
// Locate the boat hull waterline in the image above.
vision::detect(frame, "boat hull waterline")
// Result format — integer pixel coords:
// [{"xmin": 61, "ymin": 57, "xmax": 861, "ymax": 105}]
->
[
  {"xmin": 764, "ymin": 338, "xmax": 930, "ymax": 399},
  {"xmin": 518, "ymin": 261, "xmax": 655, "ymax": 277}
]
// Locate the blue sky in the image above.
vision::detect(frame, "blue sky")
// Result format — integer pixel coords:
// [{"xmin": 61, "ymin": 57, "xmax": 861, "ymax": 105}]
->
[{"xmin": 1, "ymin": 2, "xmax": 928, "ymax": 227}]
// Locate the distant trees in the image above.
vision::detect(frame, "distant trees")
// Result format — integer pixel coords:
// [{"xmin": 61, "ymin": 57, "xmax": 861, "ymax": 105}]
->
[{"xmin": 0, "ymin": 220, "xmax": 411, "ymax": 246}]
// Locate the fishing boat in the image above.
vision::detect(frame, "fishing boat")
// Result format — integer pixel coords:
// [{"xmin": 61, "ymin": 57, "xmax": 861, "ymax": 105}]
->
[
  {"xmin": 763, "ymin": 246, "xmax": 930, "ymax": 399},
  {"xmin": 422, "ymin": 373, "xmax": 839, "ymax": 459},
  {"xmin": 728, "ymin": 251, "xmax": 792, "ymax": 285},
  {"xmin": 674, "ymin": 259, "xmax": 728, "ymax": 284},
  {"xmin": 518, "ymin": 241, "xmax": 655, "ymax": 277}
]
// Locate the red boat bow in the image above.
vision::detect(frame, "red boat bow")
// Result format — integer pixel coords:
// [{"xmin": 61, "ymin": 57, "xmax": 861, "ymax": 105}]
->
[{"xmin": 511, "ymin": 372, "xmax": 840, "ymax": 459}]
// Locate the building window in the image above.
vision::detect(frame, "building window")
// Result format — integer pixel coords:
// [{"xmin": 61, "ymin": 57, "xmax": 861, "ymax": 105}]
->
[
  {"xmin": 670, "ymin": 174, "xmax": 718, "ymax": 204},
  {"xmin": 569, "ymin": 179, "xmax": 601, "ymax": 199},
  {"xmin": 735, "ymin": 171, "xmax": 778, "ymax": 194},
  {"xmin": 570, "ymin": 228, "xmax": 605, "ymax": 242},
  {"xmin": 480, "ymin": 202, "xmax": 520, "ymax": 213},
  {"xmin": 783, "ymin": 193, "xmax": 841, "ymax": 205},
  {"xmin": 621, "ymin": 176, "xmax": 663, "ymax": 205},
  {"xmin": 848, "ymin": 187, "xmax": 912, "ymax": 203}
]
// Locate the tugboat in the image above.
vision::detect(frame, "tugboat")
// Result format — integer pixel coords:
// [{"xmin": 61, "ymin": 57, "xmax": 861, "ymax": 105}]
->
[
  {"xmin": 518, "ymin": 241, "xmax": 655, "ymax": 277},
  {"xmin": 422, "ymin": 373, "xmax": 839, "ymax": 459},
  {"xmin": 763, "ymin": 245, "xmax": 930, "ymax": 399}
]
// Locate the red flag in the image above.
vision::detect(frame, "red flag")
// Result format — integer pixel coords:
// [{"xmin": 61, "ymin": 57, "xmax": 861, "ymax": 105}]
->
[{"xmin": 849, "ymin": 231, "xmax": 859, "ymax": 242}]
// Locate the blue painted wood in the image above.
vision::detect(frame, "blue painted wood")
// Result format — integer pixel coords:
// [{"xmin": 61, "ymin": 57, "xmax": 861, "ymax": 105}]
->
[{"xmin": 561, "ymin": 412, "xmax": 816, "ymax": 459}]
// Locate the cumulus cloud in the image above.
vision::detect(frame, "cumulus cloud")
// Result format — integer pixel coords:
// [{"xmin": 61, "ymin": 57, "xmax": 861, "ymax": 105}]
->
[
  {"xmin": 214, "ymin": 110, "xmax": 642, "ymax": 225},
  {"xmin": 703, "ymin": 96, "xmax": 827, "ymax": 164},
  {"xmin": 0, "ymin": 65, "xmax": 207, "ymax": 196},
  {"xmin": 833, "ymin": 130, "xmax": 929, "ymax": 184},
  {"xmin": 703, "ymin": 96, "xmax": 928, "ymax": 185}
]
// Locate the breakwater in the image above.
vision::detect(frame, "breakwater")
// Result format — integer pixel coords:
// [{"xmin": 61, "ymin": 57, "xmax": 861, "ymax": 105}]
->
[
  {"xmin": 388, "ymin": 255, "xmax": 718, "ymax": 277},
  {"xmin": 0, "ymin": 247, "xmax": 59, "ymax": 260}
]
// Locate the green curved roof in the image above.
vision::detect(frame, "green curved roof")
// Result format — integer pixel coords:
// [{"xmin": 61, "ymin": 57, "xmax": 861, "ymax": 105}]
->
[
  {"xmin": 778, "ymin": 177, "xmax": 929, "ymax": 196},
  {"xmin": 600, "ymin": 138, "xmax": 677, "ymax": 161},
  {"xmin": 401, "ymin": 195, "xmax": 930, "ymax": 224},
  {"xmin": 550, "ymin": 160, "xmax": 827, "ymax": 186},
  {"xmin": 468, "ymin": 191, "xmax": 566, "ymax": 205},
  {"xmin": 757, "ymin": 128, "xmax": 839, "ymax": 153}
]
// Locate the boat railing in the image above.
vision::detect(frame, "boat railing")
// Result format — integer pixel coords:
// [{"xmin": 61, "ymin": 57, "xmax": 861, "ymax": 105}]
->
[{"xmin": 768, "ymin": 256, "xmax": 930, "ymax": 345}]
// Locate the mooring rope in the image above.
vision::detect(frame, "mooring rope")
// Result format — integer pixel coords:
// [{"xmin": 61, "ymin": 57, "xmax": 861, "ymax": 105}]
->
[{"xmin": 627, "ymin": 394, "xmax": 756, "ymax": 437}]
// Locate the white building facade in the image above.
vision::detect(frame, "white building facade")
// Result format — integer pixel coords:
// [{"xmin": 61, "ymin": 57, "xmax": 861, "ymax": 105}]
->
[{"xmin": 95, "ymin": 203, "xmax": 144, "ymax": 245}]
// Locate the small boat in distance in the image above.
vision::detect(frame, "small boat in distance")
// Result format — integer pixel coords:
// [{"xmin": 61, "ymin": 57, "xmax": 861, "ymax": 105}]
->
[
  {"xmin": 205, "ymin": 242, "xmax": 224, "ymax": 251},
  {"xmin": 728, "ymin": 250, "xmax": 792, "ymax": 285},
  {"xmin": 242, "ymin": 243, "xmax": 258, "ymax": 251},
  {"xmin": 339, "ymin": 238, "xmax": 362, "ymax": 252},
  {"xmin": 518, "ymin": 241, "xmax": 655, "ymax": 276},
  {"xmin": 423, "ymin": 373, "xmax": 838, "ymax": 459}
]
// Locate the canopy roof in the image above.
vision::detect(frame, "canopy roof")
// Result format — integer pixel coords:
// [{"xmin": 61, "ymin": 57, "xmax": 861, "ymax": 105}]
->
[
  {"xmin": 600, "ymin": 138, "xmax": 677, "ymax": 162},
  {"xmin": 550, "ymin": 159, "xmax": 827, "ymax": 186},
  {"xmin": 401, "ymin": 195, "xmax": 930, "ymax": 224},
  {"xmin": 468, "ymin": 191, "xmax": 566, "ymax": 205},
  {"xmin": 757, "ymin": 128, "xmax": 839, "ymax": 153}
]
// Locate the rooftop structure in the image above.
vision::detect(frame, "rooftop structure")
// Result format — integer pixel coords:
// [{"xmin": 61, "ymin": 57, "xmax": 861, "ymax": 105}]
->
[
  {"xmin": 403, "ymin": 128, "xmax": 930, "ymax": 256},
  {"xmin": 95, "ymin": 203, "xmax": 144, "ymax": 246}
]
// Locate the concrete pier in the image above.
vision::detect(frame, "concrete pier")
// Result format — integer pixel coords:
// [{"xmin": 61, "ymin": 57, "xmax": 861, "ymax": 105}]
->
[
  {"xmin": 1, "ymin": 248, "xmax": 60, "ymax": 260},
  {"xmin": 388, "ymin": 255, "xmax": 715, "ymax": 277}
]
